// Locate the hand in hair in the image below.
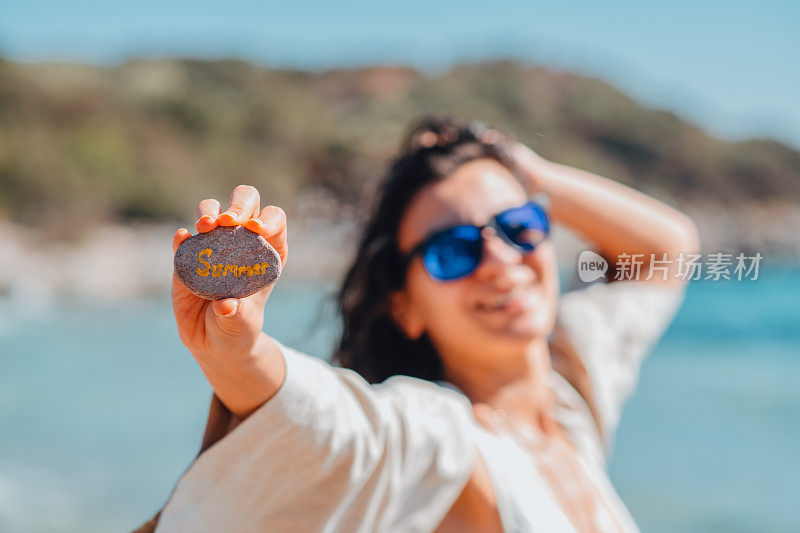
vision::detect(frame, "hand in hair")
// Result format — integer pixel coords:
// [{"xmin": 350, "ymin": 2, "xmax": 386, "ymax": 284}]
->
[
  {"xmin": 510, "ymin": 141, "xmax": 700, "ymax": 284},
  {"xmin": 510, "ymin": 142, "xmax": 550, "ymax": 193}
]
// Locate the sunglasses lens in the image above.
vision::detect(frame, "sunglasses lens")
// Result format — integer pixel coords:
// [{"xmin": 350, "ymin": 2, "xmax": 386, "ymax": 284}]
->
[
  {"xmin": 496, "ymin": 202, "xmax": 550, "ymax": 252},
  {"xmin": 422, "ymin": 226, "xmax": 482, "ymax": 281}
]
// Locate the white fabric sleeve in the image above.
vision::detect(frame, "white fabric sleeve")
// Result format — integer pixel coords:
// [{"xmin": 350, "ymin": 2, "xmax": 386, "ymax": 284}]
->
[
  {"xmin": 156, "ymin": 341, "xmax": 477, "ymax": 533},
  {"xmin": 555, "ymin": 280, "xmax": 686, "ymax": 448}
]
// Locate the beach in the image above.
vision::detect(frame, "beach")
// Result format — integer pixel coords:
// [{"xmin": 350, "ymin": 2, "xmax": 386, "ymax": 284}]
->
[
  {"xmin": 1, "ymin": 271, "xmax": 798, "ymax": 532},
  {"xmin": 2, "ymin": 195, "xmax": 800, "ymax": 309}
]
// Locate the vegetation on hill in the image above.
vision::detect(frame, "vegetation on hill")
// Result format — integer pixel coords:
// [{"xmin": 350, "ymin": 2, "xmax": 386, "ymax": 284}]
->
[{"xmin": 1, "ymin": 57, "xmax": 798, "ymax": 233}]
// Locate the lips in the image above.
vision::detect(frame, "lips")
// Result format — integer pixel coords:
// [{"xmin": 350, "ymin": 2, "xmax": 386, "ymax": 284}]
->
[{"xmin": 474, "ymin": 285, "xmax": 535, "ymax": 312}]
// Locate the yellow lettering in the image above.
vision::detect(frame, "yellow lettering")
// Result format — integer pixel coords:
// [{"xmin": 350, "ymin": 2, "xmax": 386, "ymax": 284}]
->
[
  {"xmin": 196, "ymin": 249, "xmax": 212, "ymax": 276},
  {"xmin": 201, "ymin": 258, "xmax": 271, "ymax": 280}
]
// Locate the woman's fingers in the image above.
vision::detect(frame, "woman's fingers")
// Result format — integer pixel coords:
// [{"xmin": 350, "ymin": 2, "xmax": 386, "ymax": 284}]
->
[
  {"xmin": 511, "ymin": 143, "xmax": 548, "ymax": 193},
  {"xmin": 195, "ymin": 186, "xmax": 262, "ymax": 231},
  {"xmin": 243, "ymin": 205, "xmax": 285, "ymax": 237},
  {"xmin": 212, "ymin": 298, "xmax": 240, "ymax": 318},
  {"xmin": 479, "ymin": 128, "xmax": 502, "ymax": 145},
  {"xmin": 172, "ymin": 228, "xmax": 192, "ymax": 252},
  {"xmin": 219, "ymin": 185, "xmax": 261, "ymax": 226},
  {"xmin": 195, "ymin": 199, "xmax": 221, "ymax": 233},
  {"xmin": 244, "ymin": 205, "xmax": 288, "ymax": 265}
]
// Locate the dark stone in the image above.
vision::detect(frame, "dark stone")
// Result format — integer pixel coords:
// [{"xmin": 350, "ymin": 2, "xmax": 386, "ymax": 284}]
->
[{"xmin": 174, "ymin": 226, "xmax": 281, "ymax": 300}]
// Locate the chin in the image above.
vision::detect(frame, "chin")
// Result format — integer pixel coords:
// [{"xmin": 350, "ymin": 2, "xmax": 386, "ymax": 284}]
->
[
  {"xmin": 504, "ymin": 322, "xmax": 549, "ymax": 343},
  {"xmin": 482, "ymin": 310, "xmax": 553, "ymax": 346}
]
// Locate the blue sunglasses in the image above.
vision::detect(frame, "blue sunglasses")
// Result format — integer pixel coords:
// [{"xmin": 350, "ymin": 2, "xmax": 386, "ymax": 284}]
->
[{"xmin": 402, "ymin": 201, "xmax": 550, "ymax": 282}]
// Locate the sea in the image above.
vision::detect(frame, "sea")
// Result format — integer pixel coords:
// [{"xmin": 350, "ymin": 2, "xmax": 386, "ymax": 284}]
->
[{"xmin": 0, "ymin": 267, "xmax": 798, "ymax": 533}]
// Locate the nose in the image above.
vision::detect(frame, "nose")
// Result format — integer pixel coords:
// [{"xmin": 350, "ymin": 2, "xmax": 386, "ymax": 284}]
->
[{"xmin": 472, "ymin": 226, "xmax": 524, "ymax": 280}]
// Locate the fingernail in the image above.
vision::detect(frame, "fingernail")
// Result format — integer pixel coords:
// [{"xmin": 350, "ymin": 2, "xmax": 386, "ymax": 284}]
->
[
  {"xmin": 222, "ymin": 300, "xmax": 239, "ymax": 317},
  {"xmin": 218, "ymin": 212, "xmax": 236, "ymax": 224}
]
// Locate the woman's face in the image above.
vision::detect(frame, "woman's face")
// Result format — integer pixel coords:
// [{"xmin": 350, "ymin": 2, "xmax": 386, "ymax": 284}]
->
[{"xmin": 393, "ymin": 158, "xmax": 559, "ymax": 367}]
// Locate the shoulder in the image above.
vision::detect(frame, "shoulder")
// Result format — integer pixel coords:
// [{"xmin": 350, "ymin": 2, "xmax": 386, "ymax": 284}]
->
[
  {"xmin": 374, "ymin": 374, "xmax": 475, "ymax": 419},
  {"xmin": 551, "ymin": 279, "xmax": 687, "ymax": 450},
  {"xmin": 555, "ymin": 279, "xmax": 686, "ymax": 368},
  {"xmin": 558, "ymin": 278, "xmax": 686, "ymax": 322}
]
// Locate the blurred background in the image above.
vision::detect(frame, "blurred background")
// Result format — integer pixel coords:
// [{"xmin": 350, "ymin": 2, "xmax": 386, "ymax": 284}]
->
[{"xmin": 0, "ymin": 1, "xmax": 798, "ymax": 532}]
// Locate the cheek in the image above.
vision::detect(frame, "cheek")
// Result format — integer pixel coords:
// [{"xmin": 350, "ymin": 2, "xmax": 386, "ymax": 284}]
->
[
  {"xmin": 526, "ymin": 242, "xmax": 559, "ymax": 297},
  {"xmin": 405, "ymin": 243, "xmax": 560, "ymax": 349},
  {"xmin": 524, "ymin": 242, "xmax": 560, "ymax": 329},
  {"xmin": 406, "ymin": 263, "xmax": 476, "ymax": 337},
  {"xmin": 408, "ymin": 264, "xmax": 462, "ymax": 317}
]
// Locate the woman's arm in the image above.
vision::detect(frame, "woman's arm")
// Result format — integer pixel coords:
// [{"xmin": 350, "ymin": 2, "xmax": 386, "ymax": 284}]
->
[
  {"xmin": 514, "ymin": 144, "xmax": 700, "ymax": 284},
  {"xmin": 171, "ymin": 185, "xmax": 288, "ymax": 418},
  {"xmin": 155, "ymin": 341, "xmax": 477, "ymax": 532},
  {"xmin": 510, "ymin": 146, "xmax": 696, "ymax": 445},
  {"xmin": 151, "ymin": 185, "xmax": 478, "ymax": 532}
]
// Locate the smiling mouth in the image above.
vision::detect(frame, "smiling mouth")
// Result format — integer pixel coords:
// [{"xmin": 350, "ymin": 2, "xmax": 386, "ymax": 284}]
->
[{"xmin": 475, "ymin": 285, "xmax": 535, "ymax": 312}]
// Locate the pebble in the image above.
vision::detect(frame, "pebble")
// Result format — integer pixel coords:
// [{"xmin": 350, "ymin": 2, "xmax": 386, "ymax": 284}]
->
[{"xmin": 174, "ymin": 226, "xmax": 281, "ymax": 300}]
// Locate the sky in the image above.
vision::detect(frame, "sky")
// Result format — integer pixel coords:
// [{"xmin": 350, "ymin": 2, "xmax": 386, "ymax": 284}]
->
[{"xmin": 1, "ymin": 0, "xmax": 798, "ymax": 148}]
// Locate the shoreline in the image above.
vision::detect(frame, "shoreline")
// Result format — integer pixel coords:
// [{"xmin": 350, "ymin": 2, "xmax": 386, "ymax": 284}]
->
[{"xmin": 2, "ymin": 200, "xmax": 799, "ymax": 307}]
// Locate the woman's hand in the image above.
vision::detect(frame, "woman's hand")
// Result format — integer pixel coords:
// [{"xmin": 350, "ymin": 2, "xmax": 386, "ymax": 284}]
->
[
  {"xmin": 510, "ymin": 142, "xmax": 550, "ymax": 194},
  {"xmin": 510, "ymin": 142, "xmax": 699, "ymax": 284},
  {"xmin": 172, "ymin": 185, "xmax": 289, "ymax": 417}
]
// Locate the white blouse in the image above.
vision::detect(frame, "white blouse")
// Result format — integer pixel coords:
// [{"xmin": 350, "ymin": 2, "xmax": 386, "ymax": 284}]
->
[{"xmin": 155, "ymin": 280, "xmax": 685, "ymax": 532}]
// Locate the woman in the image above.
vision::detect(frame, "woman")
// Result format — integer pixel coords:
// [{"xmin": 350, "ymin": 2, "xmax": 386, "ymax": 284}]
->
[{"xmin": 140, "ymin": 116, "xmax": 699, "ymax": 532}]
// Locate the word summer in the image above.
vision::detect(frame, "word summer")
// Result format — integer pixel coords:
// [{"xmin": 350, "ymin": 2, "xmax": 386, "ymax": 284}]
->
[{"xmin": 195, "ymin": 249, "xmax": 271, "ymax": 278}]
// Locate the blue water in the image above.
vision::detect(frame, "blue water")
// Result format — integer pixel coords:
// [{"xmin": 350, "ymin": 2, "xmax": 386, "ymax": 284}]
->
[{"xmin": 0, "ymin": 270, "xmax": 798, "ymax": 532}]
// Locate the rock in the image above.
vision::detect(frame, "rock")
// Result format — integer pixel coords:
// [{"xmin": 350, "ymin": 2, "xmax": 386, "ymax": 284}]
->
[{"xmin": 174, "ymin": 226, "xmax": 281, "ymax": 300}]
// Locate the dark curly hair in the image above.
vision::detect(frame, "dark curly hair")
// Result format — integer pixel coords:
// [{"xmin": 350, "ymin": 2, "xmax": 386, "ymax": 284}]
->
[{"xmin": 333, "ymin": 115, "xmax": 529, "ymax": 384}]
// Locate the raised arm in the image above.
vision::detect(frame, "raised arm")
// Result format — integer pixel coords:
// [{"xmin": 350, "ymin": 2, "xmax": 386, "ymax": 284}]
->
[
  {"xmin": 147, "ymin": 186, "xmax": 479, "ymax": 533},
  {"xmin": 513, "ymin": 144, "xmax": 700, "ymax": 284},
  {"xmin": 171, "ymin": 184, "xmax": 288, "ymax": 418},
  {"xmin": 509, "ymin": 145, "xmax": 699, "ymax": 448}
]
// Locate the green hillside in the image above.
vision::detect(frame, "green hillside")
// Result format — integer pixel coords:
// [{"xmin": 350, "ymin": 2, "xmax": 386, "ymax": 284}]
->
[{"xmin": 1, "ymin": 57, "xmax": 798, "ymax": 231}]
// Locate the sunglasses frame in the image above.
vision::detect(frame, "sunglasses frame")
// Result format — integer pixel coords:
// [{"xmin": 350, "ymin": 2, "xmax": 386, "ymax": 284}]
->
[{"xmin": 400, "ymin": 198, "xmax": 551, "ymax": 282}]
